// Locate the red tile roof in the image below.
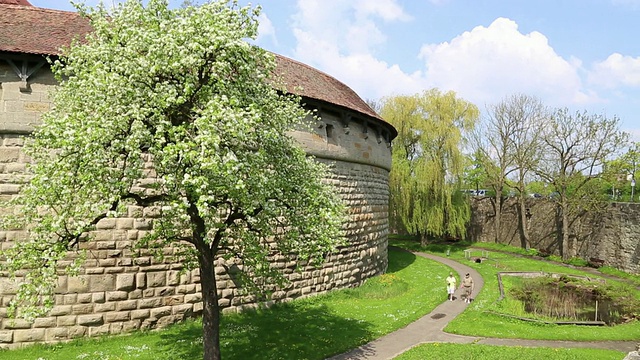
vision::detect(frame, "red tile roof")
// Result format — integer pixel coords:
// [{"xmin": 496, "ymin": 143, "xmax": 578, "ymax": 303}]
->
[
  {"xmin": 0, "ymin": 0, "xmax": 32, "ymax": 5},
  {"xmin": 0, "ymin": 3, "xmax": 392, "ymax": 130},
  {"xmin": 0, "ymin": 5, "xmax": 92, "ymax": 55}
]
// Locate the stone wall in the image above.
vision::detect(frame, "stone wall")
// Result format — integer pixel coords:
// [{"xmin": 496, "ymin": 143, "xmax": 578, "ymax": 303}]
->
[
  {"xmin": 469, "ymin": 197, "xmax": 640, "ymax": 274},
  {"xmin": 0, "ymin": 61, "xmax": 393, "ymax": 348}
]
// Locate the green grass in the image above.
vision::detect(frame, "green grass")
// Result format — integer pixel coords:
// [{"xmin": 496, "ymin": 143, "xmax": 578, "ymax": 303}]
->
[
  {"xmin": 420, "ymin": 246, "xmax": 640, "ymax": 341},
  {"xmin": 394, "ymin": 343, "xmax": 625, "ymax": 360},
  {"xmin": 0, "ymin": 248, "xmax": 452, "ymax": 360},
  {"xmin": 2, "ymin": 243, "xmax": 638, "ymax": 359}
]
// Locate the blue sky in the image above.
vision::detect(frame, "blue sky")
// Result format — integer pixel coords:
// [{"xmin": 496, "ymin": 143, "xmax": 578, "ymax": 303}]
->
[{"xmin": 30, "ymin": 0, "xmax": 640, "ymax": 142}]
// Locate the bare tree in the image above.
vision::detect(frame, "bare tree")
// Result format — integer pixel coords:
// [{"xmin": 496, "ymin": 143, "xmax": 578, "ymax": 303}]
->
[
  {"xmin": 505, "ymin": 95, "xmax": 548, "ymax": 250},
  {"xmin": 470, "ymin": 97, "xmax": 520, "ymax": 243},
  {"xmin": 536, "ymin": 108, "xmax": 629, "ymax": 259}
]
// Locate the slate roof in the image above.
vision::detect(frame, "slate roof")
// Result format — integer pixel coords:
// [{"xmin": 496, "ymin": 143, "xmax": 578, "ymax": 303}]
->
[{"xmin": 0, "ymin": 3, "xmax": 391, "ymax": 129}]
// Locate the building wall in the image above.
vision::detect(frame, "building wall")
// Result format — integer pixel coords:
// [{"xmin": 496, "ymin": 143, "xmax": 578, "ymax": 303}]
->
[
  {"xmin": 469, "ymin": 197, "xmax": 640, "ymax": 274},
  {"xmin": 0, "ymin": 61, "xmax": 393, "ymax": 348}
]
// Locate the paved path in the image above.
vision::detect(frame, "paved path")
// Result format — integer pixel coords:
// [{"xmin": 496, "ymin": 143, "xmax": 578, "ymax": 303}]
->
[{"xmin": 327, "ymin": 251, "xmax": 638, "ymax": 360}]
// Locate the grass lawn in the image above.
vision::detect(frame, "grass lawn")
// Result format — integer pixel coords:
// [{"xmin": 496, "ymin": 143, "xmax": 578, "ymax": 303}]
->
[
  {"xmin": 2, "ymin": 243, "xmax": 637, "ymax": 360},
  {"xmin": 0, "ymin": 248, "xmax": 451, "ymax": 360},
  {"xmin": 394, "ymin": 343, "xmax": 625, "ymax": 360},
  {"xmin": 393, "ymin": 239, "xmax": 640, "ymax": 342}
]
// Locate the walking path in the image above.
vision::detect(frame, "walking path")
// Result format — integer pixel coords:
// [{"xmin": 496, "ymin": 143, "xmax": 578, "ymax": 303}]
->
[{"xmin": 327, "ymin": 250, "xmax": 638, "ymax": 360}]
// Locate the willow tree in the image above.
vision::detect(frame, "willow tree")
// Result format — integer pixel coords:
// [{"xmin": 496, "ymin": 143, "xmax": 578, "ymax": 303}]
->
[
  {"xmin": 381, "ymin": 89, "xmax": 478, "ymax": 243},
  {"xmin": 0, "ymin": 1, "xmax": 344, "ymax": 359}
]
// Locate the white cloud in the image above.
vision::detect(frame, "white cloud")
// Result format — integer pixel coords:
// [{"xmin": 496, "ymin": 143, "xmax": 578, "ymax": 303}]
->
[
  {"xmin": 353, "ymin": 0, "xmax": 412, "ymax": 22},
  {"xmin": 290, "ymin": 0, "xmax": 422, "ymax": 99},
  {"xmin": 589, "ymin": 53, "xmax": 640, "ymax": 88},
  {"xmin": 256, "ymin": 13, "xmax": 277, "ymax": 45},
  {"xmin": 418, "ymin": 17, "xmax": 594, "ymax": 106}
]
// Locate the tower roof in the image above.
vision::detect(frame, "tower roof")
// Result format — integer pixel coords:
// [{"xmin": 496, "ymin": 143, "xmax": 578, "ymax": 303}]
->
[{"xmin": 0, "ymin": 2, "xmax": 392, "ymax": 131}]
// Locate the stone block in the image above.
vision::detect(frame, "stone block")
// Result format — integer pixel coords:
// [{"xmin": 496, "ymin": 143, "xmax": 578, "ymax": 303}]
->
[
  {"xmin": 49, "ymin": 305, "xmax": 72, "ymax": 316},
  {"xmin": 109, "ymin": 322, "xmax": 124, "ymax": 335},
  {"xmin": 94, "ymin": 302, "xmax": 116, "ymax": 313},
  {"xmin": 172, "ymin": 304, "xmax": 193, "ymax": 315},
  {"xmin": 185, "ymin": 293, "xmax": 201, "ymax": 304},
  {"xmin": 130, "ymin": 309, "xmax": 150, "ymax": 319},
  {"xmin": 63, "ymin": 294, "xmax": 78, "ymax": 304},
  {"xmin": 77, "ymin": 293, "xmax": 92, "ymax": 303},
  {"xmin": 117, "ymin": 300, "xmax": 138, "ymax": 311},
  {"xmin": 116, "ymin": 218, "xmax": 134, "ymax": 230},
  {"xmin": 116, "ymin": 273, "xmax": 136, "ymax": 291},
  {"xmin": 139, "ymin": 298, "xmax": 162, "ymax": 309},
  {"xmin": 77, "ymin": 314, "xmax": 104, "ymax": 326},
  {"xmin": 68, "ymin": 326, "xmax": 87, "ymax": 338},
  {"xmin": 88, "ymin": 274, "xmax": 115, "ymax": 292},
  {"xmin": 88, "ymin": 324, "xmax": 110, "ymax": 337},
  {"xmin": 133, "ymin": 219, "xmax": 152, "ymax": 230},
  {"xmin": 163, "ymin": 295, "xmax": 183, "ymax": 306},
  {"xmin": 155, "ymin": 287, "xmax": 174, "ymax": 297},
  {"xmin": 147, "ymin": 272, "xmax": 166, "ymax": 287},
  {"xmin": 106, "ymin": 291, "xmax": 128, "ymax": 301},
  {"xmin": 13, "ymin": 329, "xmax": 44, "ymax": 342},
  {"xmin": 33, "ymin": 317, "xmax": 56, "ymax": 328},
  {"xmin": 92, "ymin": 292, "xmax": 106, "ymax": 303},
  {"xmin": 46, "ymin": 328, "xmax": 68, "ymax": 341},
  {"xmin": 167, "ymin": 270, "xmax": 180, "ymax": 286},
  {"xmin": 129, "ymin": 289, "xmax": 143, "ymax": 299},
  {"xmin": 0, "ymin": 331, "xmax": 12, "ymax": 343},
  {"xmin": 71, "ymin": 304, "xmax": 94, "ymax": 315},
  {"xmin": 105, "ymin": 311, "xmax": 130, "ymax": 323},
  {"xmin": 150, "ymin": 306, "xmax": 171, "ymax": 319},
  {"xmin": 56, "ymin": 316, "xmax": 77, "ymax": 327},
  {"xmin": 99, "ymin": 259, "xmax": 117, "ymax": 267},
  {"xmin": 96, "ymin": 218, "xmax": 117, "ymax": 230},
  {"xmin": 3, "ymin": 318, "xmax": 32, "ymax": 329},
  {"xmin": 136, "ymin": 273, "xmax": 147, "ymax": 289},
  {"xmin": 122, "ymin": 320, "xmax": 141, "ymax": 332}
]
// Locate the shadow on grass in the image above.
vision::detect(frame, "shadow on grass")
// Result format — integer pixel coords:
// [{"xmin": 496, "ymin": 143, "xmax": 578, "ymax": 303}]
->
[
  {"xmin": 387, "ymin": 246, "xmax": 416, "ymax": 273},
  {"xmin": 389, "ymin": 238, "xmax": 472, "ymax": 256},
  {"xmin": 156, "ymin": 302, "xmax": 375, "ymax": 360}
]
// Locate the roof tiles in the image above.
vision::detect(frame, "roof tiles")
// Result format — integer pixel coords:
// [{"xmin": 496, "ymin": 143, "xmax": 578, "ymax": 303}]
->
[{"xmin": 0, "ymin": 3, "xmax": 387, "ymax": 125}]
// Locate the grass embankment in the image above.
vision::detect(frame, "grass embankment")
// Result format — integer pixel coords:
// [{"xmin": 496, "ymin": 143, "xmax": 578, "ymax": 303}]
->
[
  {"xmin": 0, "ymin": 248, "xmax": 450, "ymax": 360},
  {"xmin": 389, "ymin": 238, "xmax": 640, "ymax": 342}
]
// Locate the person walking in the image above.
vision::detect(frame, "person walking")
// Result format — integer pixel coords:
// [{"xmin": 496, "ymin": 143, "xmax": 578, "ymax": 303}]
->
[
  {"xmin": 445, "ymin": 272, "xmax": 456, "ymax": 301},
  {"xmin": 461, "ymin": 273, "xmax": 474, "ymax": 303}
]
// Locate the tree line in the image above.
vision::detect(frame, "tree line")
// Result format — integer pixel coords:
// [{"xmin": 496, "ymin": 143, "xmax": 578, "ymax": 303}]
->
[{"xmin": 374, "ymin": 92, "xmax": 634, "ymax": 259}]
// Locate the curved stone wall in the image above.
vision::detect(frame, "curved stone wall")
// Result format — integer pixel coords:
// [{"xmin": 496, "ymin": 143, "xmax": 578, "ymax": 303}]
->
[{"xmin": 0, "ymin": 59, "xmax": 393, "ymax": 348}]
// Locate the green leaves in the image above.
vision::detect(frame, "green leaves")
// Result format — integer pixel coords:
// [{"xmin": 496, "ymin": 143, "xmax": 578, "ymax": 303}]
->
[
  {"xmin": 2, "ymin": 0, "xmax": 345, "ymax": 328},
  {"xmin": 381, "ymin": 89, "xmax": 479, "ymax": 239}
]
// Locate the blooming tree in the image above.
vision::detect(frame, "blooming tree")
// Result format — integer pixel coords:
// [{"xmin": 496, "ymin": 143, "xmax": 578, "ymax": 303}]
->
[{"xmin": 0, "ymin": 1, "xmax": 345, "ymax": 359}]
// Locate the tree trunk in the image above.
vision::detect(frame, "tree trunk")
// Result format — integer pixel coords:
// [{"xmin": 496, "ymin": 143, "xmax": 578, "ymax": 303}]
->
[
  {"xmin": 493, "ymin": 193, "xmax": 502, "ymax": 243},
  {"xmin": 555, "ymin": 204, "xmax": 563, "ymax": 258},
  {"xmin": 517, "ymin": 197, "xmax": 530, "ymax": 250},
  {"xmin": 199, "ymin": 252, "xmax": 221, "ymax": 360},
  {"xmin": 561, "ymin": 207, "xmax": 571, "ymax": 260}
]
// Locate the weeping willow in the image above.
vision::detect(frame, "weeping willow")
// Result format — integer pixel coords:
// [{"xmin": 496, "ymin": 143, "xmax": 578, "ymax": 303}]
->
[{"xmin": 381, "ymin": 89, "xmax": 478, "ymax": 241}]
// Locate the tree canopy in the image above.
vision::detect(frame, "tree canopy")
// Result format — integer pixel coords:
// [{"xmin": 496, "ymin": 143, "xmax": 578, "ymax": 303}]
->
[
  {"xmin": 381, "ymin": 89, "xmax": 478, "ymax": 241},
  {"xmin": 0, "ymin": 1, "xmax": 345, "ymax": 359}
]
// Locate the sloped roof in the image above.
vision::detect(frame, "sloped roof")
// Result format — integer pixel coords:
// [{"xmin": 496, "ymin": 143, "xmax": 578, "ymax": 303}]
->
[
  {"xmin": 0, "ymin": 3, "xmax": 391, "ymax": 129},
  {"xmin": 0, "ymin": 0, "xmax": 32, "ymax": 5},
  {"xmin": 0, "ymin": 4, "xmax": 92, "ymax": 55}
]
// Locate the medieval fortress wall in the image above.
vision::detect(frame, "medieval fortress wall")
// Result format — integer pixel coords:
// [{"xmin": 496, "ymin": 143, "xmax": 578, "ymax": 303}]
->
[
  {"xmin": 469, "ymin": 198, "xmax": 640, "ymax": 274},
  {"xmin": 0, "ymin": 63, "xmax": 393, "ymax": 348}
]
